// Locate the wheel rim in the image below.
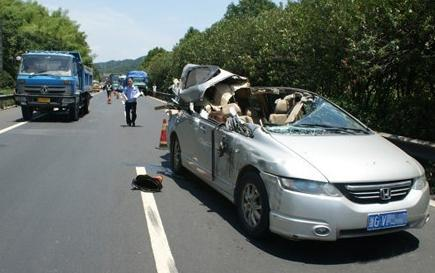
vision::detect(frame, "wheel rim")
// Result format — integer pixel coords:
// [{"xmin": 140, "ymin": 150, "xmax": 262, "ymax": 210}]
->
[
  {"xmin": 173, "ymin": 139, "xmax": 181, "ymax": 169},
  {"xmin": 241, "ymin": 183, "xmax": 262, "ymax": 228}
]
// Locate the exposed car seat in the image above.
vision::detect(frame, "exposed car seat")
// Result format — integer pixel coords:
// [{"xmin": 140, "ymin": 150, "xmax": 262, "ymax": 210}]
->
[
  {"xmin": 269, "ymin": 99, "xmax": 292, "ymax": 125},
  {"xmin": 213, "ymin": 84, "xmax": 233, "ymax": 106},
  {"xmin": 285, "ymin": 101, "xmax": 304, "ymax": 123}
]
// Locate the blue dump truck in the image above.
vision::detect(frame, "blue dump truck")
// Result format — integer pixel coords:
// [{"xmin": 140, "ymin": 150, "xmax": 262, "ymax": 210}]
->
[
  {"xmin": 14, "ymin": 51, "xmax": 93, "ymax": 121},
  {"xmin": 126, "ymin": 70, "xmax": 148, "ymax": 94},
  {"xmin": 109, "ymin": 73, "xmax": 120, "ymax": 91}
]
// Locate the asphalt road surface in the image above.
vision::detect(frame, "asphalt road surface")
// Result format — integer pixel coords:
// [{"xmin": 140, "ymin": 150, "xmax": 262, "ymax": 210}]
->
[{"xmin": 0, "ymin": 92, "xmax": 434, "ymax": 273}]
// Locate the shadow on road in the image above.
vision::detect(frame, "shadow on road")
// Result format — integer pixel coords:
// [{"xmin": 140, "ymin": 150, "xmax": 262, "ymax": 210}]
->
[
  {"xmin": 154, "ymin": 153, "xmax": 420, "ymax": 265},
  {"xmin": 15, "ymin": 111, "xmax": 90, "ymax": 123}
]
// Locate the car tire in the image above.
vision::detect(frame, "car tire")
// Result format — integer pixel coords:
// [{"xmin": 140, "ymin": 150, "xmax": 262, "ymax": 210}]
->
[
  {"xmin": 21, "ymin": 106, "xmax": 33, "ymax": 121},
  {"xmin": 171, "ymin": 136, "xmax": 183, "ymax": 174},
  {"xmin": 236, "ymin": 171, "xmax": 270, "ymax": 238}
]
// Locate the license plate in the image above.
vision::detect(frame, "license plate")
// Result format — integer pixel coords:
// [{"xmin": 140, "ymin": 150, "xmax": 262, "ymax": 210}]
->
[
  {"xmin": 37, "ymin": 97, "xmax": 50, "ymax": 103},
  {"xmin": 367, "ymin": 210, "xmax": 408, "ymax": 231}
]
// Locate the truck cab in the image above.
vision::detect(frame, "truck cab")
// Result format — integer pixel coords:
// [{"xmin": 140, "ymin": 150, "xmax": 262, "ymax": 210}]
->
[
  {"xmin": 126, "ymin": 70, "xmax": 148, "ymax": 94},
  {"xmin": 14, "ymin": 51, "xmax": 93, "ymax": 121}
]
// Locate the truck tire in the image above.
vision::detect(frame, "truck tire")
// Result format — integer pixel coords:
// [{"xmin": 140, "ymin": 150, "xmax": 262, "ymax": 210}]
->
[
  {"xmin": 21, "ymin": 106, "xmax": 33, "ymax": 121},
  {"xmin": 69, "ymin": 103, "xmax": 79, "ymax": 121},
  {"xmin": 82, "ymin": 94, "xmax": 90, "ymax": 114},
  {"xmin": 236, "ymin": 171, "xmax": 270, "ymax": 239}
]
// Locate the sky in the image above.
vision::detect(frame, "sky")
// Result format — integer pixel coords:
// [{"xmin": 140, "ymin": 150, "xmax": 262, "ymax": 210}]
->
[{"xmin": 35, "ymin": 0, "xmax": 282, "ymax": 63}]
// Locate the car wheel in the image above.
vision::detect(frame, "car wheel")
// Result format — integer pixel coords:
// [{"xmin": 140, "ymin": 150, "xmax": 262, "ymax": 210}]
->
[
  {"xmin": 237, "ymin": 171, "xmax": 270, "ymax": 238},
  {"xmin": 171, "ymin": 136, "xmax": 183, "ymax": 174}
]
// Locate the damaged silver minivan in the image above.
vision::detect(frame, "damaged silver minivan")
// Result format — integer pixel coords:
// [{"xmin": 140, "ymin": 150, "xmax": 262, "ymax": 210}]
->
[{"xmin": 165, "ymin": 64, "xmax": 430, "ymax": 240}]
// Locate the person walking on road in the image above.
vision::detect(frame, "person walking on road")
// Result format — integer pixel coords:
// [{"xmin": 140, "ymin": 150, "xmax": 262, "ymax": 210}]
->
[
  {"xmin": 104, "ymin": 81, "xmax": 112, "ymax": 104},
  {"xmin": 122, "ymin": 77, "xmax": 141, "ymax": 127}
]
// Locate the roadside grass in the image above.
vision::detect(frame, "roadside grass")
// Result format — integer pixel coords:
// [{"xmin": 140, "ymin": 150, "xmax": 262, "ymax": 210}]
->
[
  {"xmin": 0, "ymin": 88, "xmax": 14, "ymax": 95},
  {"xmin": 0, "ymin": 89, "xmax": 16, "ymax": 109}
]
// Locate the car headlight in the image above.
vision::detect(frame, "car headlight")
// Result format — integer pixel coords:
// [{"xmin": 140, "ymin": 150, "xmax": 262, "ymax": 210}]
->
[
  {"xmin": 412, "ymin": 175, "xmax": 428, "ymax": 190},
  {"xmin": 279, "ymin": 177, "xmax": 342, "ymax": 197}
]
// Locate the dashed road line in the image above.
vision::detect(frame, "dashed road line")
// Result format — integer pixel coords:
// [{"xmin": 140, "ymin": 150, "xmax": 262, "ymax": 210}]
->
[
  {"xmin": 430, "ymin": 199, "xmax": 435, "ymax": 207},
  {"xmin": 0, "ymin": 121, "xmax": 28, "ymax": 135},
  {"xmin": 136, "ymin": 167, "xmax": 179, "ymax": 273}
]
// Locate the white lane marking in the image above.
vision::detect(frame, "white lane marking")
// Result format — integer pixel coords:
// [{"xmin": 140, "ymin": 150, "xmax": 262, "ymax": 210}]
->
[
  {"xmin": 136, "ymin": 167, "xmax": 179, "ymax": 273},
  {"xmin": 430, "ymin": 199, "xmax": 435, "ymax": 207},
  {"xmin": 0, "ymin": 121, "xmax": 28, "ymax": 135}
]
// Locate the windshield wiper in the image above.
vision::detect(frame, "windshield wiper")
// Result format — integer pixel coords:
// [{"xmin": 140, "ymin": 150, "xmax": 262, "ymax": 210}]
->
[{"xmin": 294, "ymin": 124, "xmax": 369, "ymax": 134}]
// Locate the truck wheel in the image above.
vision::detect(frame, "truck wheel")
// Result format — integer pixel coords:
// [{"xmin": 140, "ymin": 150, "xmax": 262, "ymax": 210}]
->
[
  {"xmin": 82, "ymin": 95, "xmax": 90, "ymax": 114},
  {"xmin": 21, "ymin": 106, "xmax": 33, "ymax": 121},
  {"xmin": 236, "ymin": 171, "xmax": 270, "ymax": 238},
  {"xmin": 69, "ymin": 103, "xmax": 79, "ymax": 121},
  {"xmin": 170, "ymin": 136, "xmax": 183, "ymax": 174}
]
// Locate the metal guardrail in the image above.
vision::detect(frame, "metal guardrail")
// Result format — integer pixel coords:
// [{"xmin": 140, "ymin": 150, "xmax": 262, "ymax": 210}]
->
[
  {"xmin": 0, "ymin": 94, "xmax": 16, "ymax": 110},
  {"xmin": 380, "ymin": 133, "xmax": 435, "ymax": 161},
  {"xmin": 380, "ymin": 133, "xmax": 435, "ymax": 195}
]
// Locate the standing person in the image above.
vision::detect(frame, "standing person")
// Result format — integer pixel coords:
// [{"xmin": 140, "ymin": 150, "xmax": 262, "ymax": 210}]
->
[
  {"xmin": 122, "ymin": 77, "xmax": 141, "ymax": 127},
  {"xmin": 105, "ymin": 80, "xmax": 112, "ymax": 104}
]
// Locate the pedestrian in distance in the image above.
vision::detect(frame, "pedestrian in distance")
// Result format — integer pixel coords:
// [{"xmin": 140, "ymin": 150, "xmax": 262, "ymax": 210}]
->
[
  {"xmin": 105, "ymin": 81, "xmax": 112, "ymax": 104},
  {"xmin": 122, "ymin": 77, "xmax": 142, "ymax": 127}
]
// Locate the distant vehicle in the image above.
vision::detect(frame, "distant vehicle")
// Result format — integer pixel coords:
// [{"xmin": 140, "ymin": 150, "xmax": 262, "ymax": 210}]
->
[
  {"xmin": 14, "ymin": 51, "xmax": 92, "ymax": 121},
  {"xmin": 165, "ymin": 64, "xmax": 431, "ymax": 240},
  {"xmin": 92, "ymin": 80, "xmax": 100, "ymax": 92},
  {"xmin": 126, "ymin": 70, "xmax": 148, "ymax": 93},
  {"xmin": 109, "ymin": 73, "xmax": 120, "ymax": 92},
  {"xmin": 118, "ymin": 75, "xmax": 127, "ymax": 91}
]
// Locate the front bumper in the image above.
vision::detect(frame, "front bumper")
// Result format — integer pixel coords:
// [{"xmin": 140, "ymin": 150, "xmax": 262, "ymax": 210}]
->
[
  {"xmin": 261, "ymin": 172, "xmax": 431, "ymax": 241},
  {"xmin": 14, "ymin": 94, "xmax": 78, "ymax": 109}
]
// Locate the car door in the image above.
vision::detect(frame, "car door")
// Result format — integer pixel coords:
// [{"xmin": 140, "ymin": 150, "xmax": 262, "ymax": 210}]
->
[
  {"xmin": 173, "ymin": 110, "xmax": 198, "ymax": 172},
  {"xmin": 213, "ymin": 127, "xmax": 238, "ymax": 196},
  {"xmin": 191, "ymin": 116, "xmax": 217, "ymax": 183}
]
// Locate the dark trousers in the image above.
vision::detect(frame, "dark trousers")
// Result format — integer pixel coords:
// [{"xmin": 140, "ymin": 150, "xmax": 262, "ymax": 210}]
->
[{"xmin": 125, "ymin": 101, "xmax": 137, "ymax": 124}]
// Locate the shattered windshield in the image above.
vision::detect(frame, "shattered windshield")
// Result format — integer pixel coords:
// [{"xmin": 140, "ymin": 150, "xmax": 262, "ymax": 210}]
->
[
  {"xmin": 20, "ymin": 55, "xmax": 73, "ymax": 76},
  {"xmin": 264, "ymin": 96, "xmax": 370, "ymax": 136}
]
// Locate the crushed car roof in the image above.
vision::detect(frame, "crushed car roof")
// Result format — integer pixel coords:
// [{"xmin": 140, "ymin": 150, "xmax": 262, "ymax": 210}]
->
[{"xmin": 177, "ymin": 64, "xmax": 249, "ymax": 103}]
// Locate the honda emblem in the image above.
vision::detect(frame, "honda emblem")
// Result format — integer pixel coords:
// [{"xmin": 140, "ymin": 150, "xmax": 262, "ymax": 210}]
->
[{"xmin": 380, "ymin": 188, "xmax": 391, "ymax": 201}]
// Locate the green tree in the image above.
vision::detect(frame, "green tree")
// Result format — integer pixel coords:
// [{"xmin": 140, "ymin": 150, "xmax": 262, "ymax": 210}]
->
[
  {"xmin": 0, "ymin": 0, "xmax": 94, "ymax": 84},
  {"xmin": 224, "ymin": 0, "xmax": 277, "ymax": 19},
  {"xmin": 145, "ymin": 51, "xmax": 173, "ymax": 90},
  {"xmin": 140, "ymin": 47, "xmax": 166, "ymax": 70}
]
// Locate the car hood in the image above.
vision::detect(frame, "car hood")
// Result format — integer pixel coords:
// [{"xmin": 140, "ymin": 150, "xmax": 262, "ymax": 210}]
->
[{"xmin": 270, "ymin": 133, "xmax": 423, "ymax": 183}]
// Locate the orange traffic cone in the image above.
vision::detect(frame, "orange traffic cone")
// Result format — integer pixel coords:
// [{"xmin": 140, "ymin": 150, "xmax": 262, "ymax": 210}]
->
[{"xmin": 159, "ymin": 119, "xmax": 168, "ymax": 149}]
